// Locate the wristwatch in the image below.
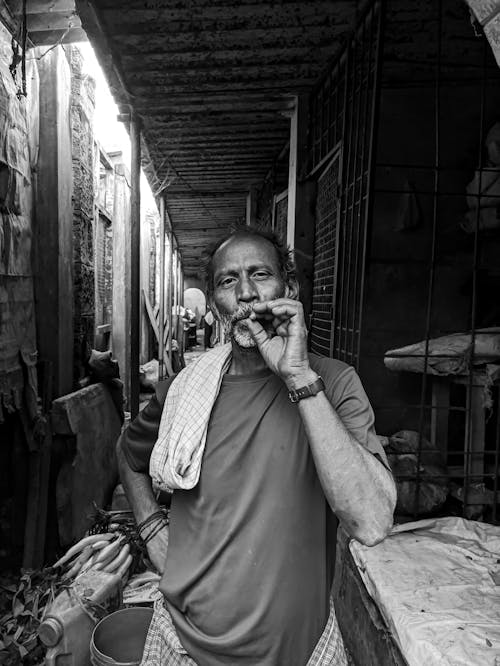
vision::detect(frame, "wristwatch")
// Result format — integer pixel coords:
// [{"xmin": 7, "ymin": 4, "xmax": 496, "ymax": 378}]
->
[{"xmin": 288, "ymin": 376, "xmax": 325, "ymax": 403}]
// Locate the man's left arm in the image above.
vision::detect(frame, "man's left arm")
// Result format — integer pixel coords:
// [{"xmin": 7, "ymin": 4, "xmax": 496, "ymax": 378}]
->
[
  {"xmin": 248, "ymin": 298, "xmax": 397, "ymax": 547},
  {"xmin": 291, "ymin": 368, "xmax": 396, "ymax": 546}
]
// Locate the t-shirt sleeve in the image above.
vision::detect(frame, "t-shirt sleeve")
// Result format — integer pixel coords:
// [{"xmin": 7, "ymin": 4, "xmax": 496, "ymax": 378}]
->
[
  {"xmin": 312, "ymin": 356, "xmax": 390, "ymax": 470},
  {"xmin": 120, "ymin": 377, "xmax": 175, "ymax": 473}
]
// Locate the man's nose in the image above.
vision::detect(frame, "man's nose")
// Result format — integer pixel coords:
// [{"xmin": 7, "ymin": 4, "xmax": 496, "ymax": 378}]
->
[{"xmin": 237, "ymin": 275, "xmax": 258, "ymax": 302}]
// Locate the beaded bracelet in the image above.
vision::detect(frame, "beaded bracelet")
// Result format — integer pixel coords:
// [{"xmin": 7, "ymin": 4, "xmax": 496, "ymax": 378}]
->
[
  {"xmin": 136, "ymin": 510, "xmax": 166, "ymax": 538},
  {"xmin": 142, "ymin": 518, "xmax": 168, "ymax": 545}
]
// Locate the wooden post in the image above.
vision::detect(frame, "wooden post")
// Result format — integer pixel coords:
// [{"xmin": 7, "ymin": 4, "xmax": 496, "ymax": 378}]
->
[
  {"xmin": 140, "ymin": 179, "xmax": 150, "ymax": 365},
  {"xmin": 130, "ymin": 115, "xmax": 141, "ymax": 418},
  {"xmin": 287, "ymin": 94, "xmax": 315, "ymax": 324},
  {"xmin": 166, "ymin": 229, "xmax": 174, "ymax": 367},
  {"xmin": 246, "ymin": 186, "xmax": 258, "ymax": 226},
  {"xmin": 179, "ymin": 255, "xmax": 185, "ymax": 362},
  {"xmin": 111, "ymin": 160, "xmax": 131, "ymax": 408},
  {"xmin": 287, "ymin": 98, "xmax": 299, "ymax": 250},
  {"xmin": 158, "ymin": 197, "xmax": 166, "ymax": 380},
  {"xmin": 35, "ymin": 47, "xmax": 74, "ymax": 397}
]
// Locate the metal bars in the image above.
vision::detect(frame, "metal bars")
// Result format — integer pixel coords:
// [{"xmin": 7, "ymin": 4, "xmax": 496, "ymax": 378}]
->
[
  {"xmin": 369, "ymin": 1, "xmax": 500, "ymax": 524},
  {"xmin": 308, "ymin": 1, "xmax": 383, "ymax": 369}
]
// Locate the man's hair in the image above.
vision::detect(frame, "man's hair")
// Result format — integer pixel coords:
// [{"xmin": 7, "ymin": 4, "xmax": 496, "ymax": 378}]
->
[{"xmin": 201, "ymin": 224, "xmax": 296, "ymax": 298}]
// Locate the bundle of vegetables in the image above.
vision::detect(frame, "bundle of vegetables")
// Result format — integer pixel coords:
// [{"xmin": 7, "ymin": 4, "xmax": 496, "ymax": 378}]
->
[
  {"xmin": 52, "ymin": 531, "xmax": 134, "ymax": 584},
  {"xmin": 52, "ymin": 505, "xmax": 169, "ymax": 584}
]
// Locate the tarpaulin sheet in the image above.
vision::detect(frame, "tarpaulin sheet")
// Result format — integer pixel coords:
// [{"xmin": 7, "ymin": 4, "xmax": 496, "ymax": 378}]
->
[{"xmin": 350, "ymin": 517, "xmax": 500, "ymax": 665}]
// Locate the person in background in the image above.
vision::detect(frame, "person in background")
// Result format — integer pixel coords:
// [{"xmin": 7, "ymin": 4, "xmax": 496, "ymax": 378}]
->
[
  {"xmin": 203, "ymin": 307, "xmax": 214, "ymax": 349},
  {"xmin": 117, "ymin": 226, "xmax": 396, "ymax": 666}
]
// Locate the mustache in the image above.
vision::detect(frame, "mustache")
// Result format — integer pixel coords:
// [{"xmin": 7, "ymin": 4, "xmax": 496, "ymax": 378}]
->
[{"xmin": 229, "ymin": 303, "xmax": 254, "ymax": 324}]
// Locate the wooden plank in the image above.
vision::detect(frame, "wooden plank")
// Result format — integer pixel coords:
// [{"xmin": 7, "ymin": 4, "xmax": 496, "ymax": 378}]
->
[
  {"xmin": 28, "ymin": 26, "xmax": 87, "ymax": 45},
  {"xmin": 25, "ymin": 0, "xmax": 76, "ymax": 13},
  {"xmin": 465, "ymin": 384, "xmax": 485, "ymax": 482},
  {"xmin": 130, "ymin": 116, "xmax": 141, "ymax": 418},
  {"xmin": 142, "ymin": 288, "xmax": 174, "ymax": 377},
  {"xmin": 52, "ymin": 383, "xmax": 121, "ymax": 543},
  {"xmin": 26, "ymin": 10, "xmax": 81, "ymax": 32},
  {"xmin": 430, "ymin": 377, "xmax": 450, "ymax": 455},
  {"xmin": 35, "ymin": 46, "xmax": 74, "ymax": 398},
  {"xmin": 166, "ymin": 230, "xmax": 174, "ymax": 368},
  {"xmin": 286, "ymin": 96, "xmax": 298, "ymax": 249},
  {"xmin": 23, "ymin": 427, "xmax": 53, "ymax": 569},
  {"xmin": 246, "ymin": 186, "xmax": 258, "ymax": 226},
  {"xmin": 111, "ymin": 161, "xmax": 131, "ymax": 411}
]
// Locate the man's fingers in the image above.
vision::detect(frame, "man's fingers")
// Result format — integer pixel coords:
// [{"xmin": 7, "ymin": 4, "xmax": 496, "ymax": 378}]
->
[
  {"xmin": 245, "ymin": 317, "xmax": 271, "ymax": 344},
  {"xmin": 252, "ymin": 300, "xmax": 303, "ymax": 319}
]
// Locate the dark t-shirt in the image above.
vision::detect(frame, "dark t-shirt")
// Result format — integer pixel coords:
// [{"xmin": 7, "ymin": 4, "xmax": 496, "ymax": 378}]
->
[{"xmin": 122, "ymin": 354, "xmax": 388, "ymax": 666}]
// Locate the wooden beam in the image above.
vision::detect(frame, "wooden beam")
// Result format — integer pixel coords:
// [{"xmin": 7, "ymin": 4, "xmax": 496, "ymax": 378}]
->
[
  {"xmin": 130, "ymin": 115, "xmax": 141, "ymax": 418},
  {"xmin": 26, "ymin": 10, "xmax": 80, "ymax": 32},
  {"xmin": 286, "ymin": 97, "xmax": 299, "ymax": 248},
  {"xmin": 23, "ymin": 0, "xmax": 76, "ymax": 13},
  {"xmin": 142, "ymin": 289, "xmax": 173, "ymax": 377},
  {"xmin": 246, "ymin": 185, "xmax": 258, "ymax": 226},
  {"xmin": 35, "ymin": 46, "xmax": 74, "ymax": 397},
  {"xmin": 286, "ymin": 94, "xmax": 314, "ymax": 320},
  {"xmin": 158, "ymin": 197, "xmax": 166, "ymax": 380},
  {"xmin": 121, "ymin": 44, "xmax": 339, "ymax": 71},
  {"xmin": 28, "ymin": 27, "xmax": 87, "ymax": 45},
  {"xmin": 128, "ymin": 79, "xmax": 314, "ymax": 96}
]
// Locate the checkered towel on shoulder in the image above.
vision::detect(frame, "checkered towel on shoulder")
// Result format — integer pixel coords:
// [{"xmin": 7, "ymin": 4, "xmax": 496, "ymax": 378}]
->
[
  {"xmin": 140, "ymin": 597, "xmax": 347, "ymax": 665},
  {"xmin": 149, "ymin": 343, "xmax": 232, "ymax": 491}
]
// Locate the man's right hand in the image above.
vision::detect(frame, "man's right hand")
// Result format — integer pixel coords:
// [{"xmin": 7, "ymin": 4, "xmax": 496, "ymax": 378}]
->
[{"xmin": 146, "ymin": 525, "xmax": 169, "ymax": 574}]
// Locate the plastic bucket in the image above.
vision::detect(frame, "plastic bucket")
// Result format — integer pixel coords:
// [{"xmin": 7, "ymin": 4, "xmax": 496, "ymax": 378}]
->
[{"xmin": 90, "ymin": 606, "xmax": 153, "ymax": 666}]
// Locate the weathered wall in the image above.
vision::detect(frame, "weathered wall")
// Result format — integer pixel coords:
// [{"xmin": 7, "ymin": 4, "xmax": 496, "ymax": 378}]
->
[
  {"xmin": 359, "ymin": 0, "xmax": 500, "ymax": 435},
  {"xmin": 0, "ymin": 24, "xmax": 39, "ymax": 417},
  {"xmin": 69, "ymin": 45, "xmax": 97, "ymax": 383}
]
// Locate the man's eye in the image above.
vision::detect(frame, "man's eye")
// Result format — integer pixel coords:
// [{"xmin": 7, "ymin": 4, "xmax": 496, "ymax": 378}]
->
[
  {"xmin": 219, "ymin": 277, "xmax": 236, "ymax": 287},
  {"xmin": 253, "ymin": 271, "xmax": 270, "ymax": 279}
]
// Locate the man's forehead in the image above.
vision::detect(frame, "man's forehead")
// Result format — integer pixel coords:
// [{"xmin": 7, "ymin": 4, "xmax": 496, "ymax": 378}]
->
[{"xmin": 213, "ymin": 234, "xmax": 280, "ymax": 273}]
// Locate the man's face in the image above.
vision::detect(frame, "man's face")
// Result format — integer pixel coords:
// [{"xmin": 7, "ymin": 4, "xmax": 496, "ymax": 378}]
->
[{"xmin": 211, "ymin": 235, "xmax": 294, "ymax": 348}]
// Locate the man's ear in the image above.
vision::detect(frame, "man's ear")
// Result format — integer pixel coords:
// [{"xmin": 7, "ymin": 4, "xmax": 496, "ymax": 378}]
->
[{"xmin": 285, "ymin": 280, "xmax": 299, "ymax": 300}]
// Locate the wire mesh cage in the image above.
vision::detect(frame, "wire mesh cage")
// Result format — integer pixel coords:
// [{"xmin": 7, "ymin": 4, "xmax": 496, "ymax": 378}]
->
[{"xmin": 308, "ymin": 0, "xmax": 500, "ymax": 524}]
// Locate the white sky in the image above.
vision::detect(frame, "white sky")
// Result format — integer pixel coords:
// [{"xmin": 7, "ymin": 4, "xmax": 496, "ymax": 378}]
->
[{"xmin": 77, "ymin": 41, "xmax": 156, "ymax": 214}]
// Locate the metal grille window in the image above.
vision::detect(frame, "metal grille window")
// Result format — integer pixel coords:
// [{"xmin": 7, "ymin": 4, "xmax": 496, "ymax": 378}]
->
[
  {"xmin": 307, "ymin": 0, "xmax": 500, "ymax": 524},
  {"xmin": 367, "ymin": 0, "xmax": 500, "ymax": 524},
  {"xmin": 272, "ymin": 190, "xmax": 288, "ymax": 240},
  {"xmin": 308, "ymin": 0, "xmax": 382, "ymax": 369},
  {"xmin": 310, "ymin": 154, "xmax": 341, "ymax": 356}
]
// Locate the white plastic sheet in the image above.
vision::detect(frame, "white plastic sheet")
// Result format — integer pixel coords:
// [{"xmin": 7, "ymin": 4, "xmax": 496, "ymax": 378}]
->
[{"xmin": 350, "ymin": 517, "xmax": 500, "ymax": 665}]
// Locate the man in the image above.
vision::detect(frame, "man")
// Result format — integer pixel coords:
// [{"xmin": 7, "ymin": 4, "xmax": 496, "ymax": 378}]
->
[{"xmin": 117, "ymin": 227, "xmax": 396, "ymax": 666}]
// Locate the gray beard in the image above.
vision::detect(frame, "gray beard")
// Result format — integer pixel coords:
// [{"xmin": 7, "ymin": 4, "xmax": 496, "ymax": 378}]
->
[{"xmin": 219, "ymin": 304, "xmax": 257, "ymax": 348}]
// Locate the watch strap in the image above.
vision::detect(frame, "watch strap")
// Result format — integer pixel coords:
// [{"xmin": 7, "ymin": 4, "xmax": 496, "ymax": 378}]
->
[{"xmin": 288, "ymin": 376, "xmax": 325, "ymax": 403}]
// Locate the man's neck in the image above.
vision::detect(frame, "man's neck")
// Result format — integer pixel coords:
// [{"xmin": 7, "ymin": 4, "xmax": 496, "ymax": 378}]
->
[{"xmin": 227, "ymin": 340, "xmax": 269, "ymax": 375}]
